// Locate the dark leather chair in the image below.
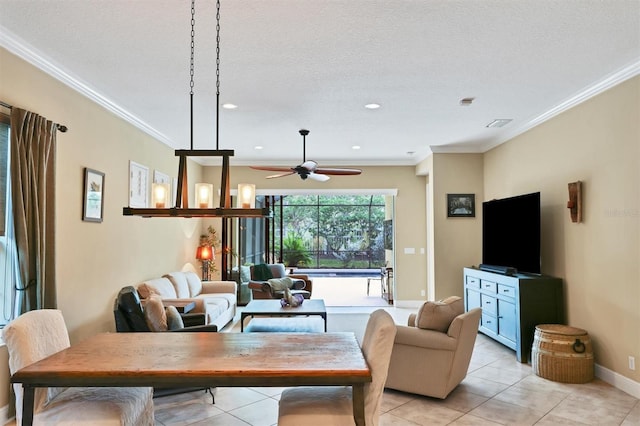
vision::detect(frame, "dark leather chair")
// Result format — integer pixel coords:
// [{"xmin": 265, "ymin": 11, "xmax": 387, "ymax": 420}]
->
[
  {"xmin": 113, "ymin": 286, "xmax": 216, "ymax": 332},
  {"xmin": 113, "ymin": 286, "xmax": 216, "ymax": 401}
]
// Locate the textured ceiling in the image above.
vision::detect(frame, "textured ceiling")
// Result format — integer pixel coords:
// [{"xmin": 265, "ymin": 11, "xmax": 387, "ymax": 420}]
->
[{"xmin": 1, "ymin": 0, "xmax": 639, "ymax": 166}]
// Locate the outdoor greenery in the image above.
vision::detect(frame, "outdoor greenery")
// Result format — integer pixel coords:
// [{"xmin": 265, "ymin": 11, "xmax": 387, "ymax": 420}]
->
[
  {"xmin": 282, "ymin": 232, "xmax": 312, "ymax": 267},
  {"xmin": 274, "ymin": 195, "xmax": 387, "ymax": 269}
]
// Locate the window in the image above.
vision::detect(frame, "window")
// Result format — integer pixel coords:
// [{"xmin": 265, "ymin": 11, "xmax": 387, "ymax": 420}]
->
[
  {"xmin": 0, "ymin": 111, "xmax": 16, "ymax": 326},
  {"xmin": 271, "ymin": 194, "xmax": 387, "ymax": 269}
]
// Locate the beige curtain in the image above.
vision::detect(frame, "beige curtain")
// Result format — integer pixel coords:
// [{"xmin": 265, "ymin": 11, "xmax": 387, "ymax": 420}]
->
[{"xmin": 10, "ymin": 107, "xmax": 57, "ymax": 313}]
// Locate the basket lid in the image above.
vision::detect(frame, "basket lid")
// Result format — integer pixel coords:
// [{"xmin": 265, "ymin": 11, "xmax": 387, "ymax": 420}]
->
[{"xmin": 536, "ymin": 324, "xmax": 587, "ymax": 336}]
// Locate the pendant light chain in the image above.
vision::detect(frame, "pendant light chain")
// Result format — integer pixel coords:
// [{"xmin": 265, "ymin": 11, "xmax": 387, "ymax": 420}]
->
[
  {"xmin": 215, "ymin": 0, "xmax": 221, "ymax": 150},
  {"xmin": 189, "ymin": 0, "xmax": 195, "ymax": 150}
]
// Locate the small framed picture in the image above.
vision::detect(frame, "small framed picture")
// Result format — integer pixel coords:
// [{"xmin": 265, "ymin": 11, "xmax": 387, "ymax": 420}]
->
[
  {"xmin": 447, "ymin": 193, "xmax": 475, "ymax": 218},
  {"xmin": 129, "ymin": 161, "xmax": 149, "ymax": 208},
  {"xmin": 83, "ymin": 168, "xmax": 105, "ymax": 222}
]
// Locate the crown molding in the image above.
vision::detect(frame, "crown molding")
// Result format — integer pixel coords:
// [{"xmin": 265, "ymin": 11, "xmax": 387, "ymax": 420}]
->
[
  {"xmin": 479, "ymin": 59, "xmax": 640, "ymax": 153},
  {"xmin": 0, "ymin": 26, "xmax": 174, "ymax": 147}
]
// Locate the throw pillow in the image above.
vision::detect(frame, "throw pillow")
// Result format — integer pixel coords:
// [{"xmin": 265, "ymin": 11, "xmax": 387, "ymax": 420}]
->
[
  {"xmin": 253, "ymin": 263, "xmax": 274, "ymax": 280},
  {"xmin": 165, "ymin": 306, "xmax": 184, "ymax": 330},
  {"xmin": 414, "ymin": 296, "xmax": 464, "ymax": 332},
  {"xmin": 240, "ymin": 265, "xmax": 252, "ymax": 283},
  {"xmin": 268, "ymin": 277, "xmax": 293, "ymax": 291},
  {"xmin": 144, "ymin": 295, "xmax": 168, "ymax": 332}
]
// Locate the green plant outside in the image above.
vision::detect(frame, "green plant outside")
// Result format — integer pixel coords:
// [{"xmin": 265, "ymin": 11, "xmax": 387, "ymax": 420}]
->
[{"xmin": 282, "ymin": 233, "xmax": 312, "ymax": 267}]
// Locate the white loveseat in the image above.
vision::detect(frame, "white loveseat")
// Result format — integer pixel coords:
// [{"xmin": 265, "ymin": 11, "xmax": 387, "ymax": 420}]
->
[{"xmin": 136, "ymin": 271, "xmax": 236, "ymax": 331}]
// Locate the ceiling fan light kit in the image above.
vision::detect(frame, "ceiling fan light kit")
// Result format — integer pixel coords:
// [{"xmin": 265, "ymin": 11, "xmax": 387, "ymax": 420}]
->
[
  {"xmin": 250, "ymin": 129, "xmax": 362, "ymax": 181},
  {"xmin": 123, "ymin": 0, "xmax": 269, "ymax": 219}
]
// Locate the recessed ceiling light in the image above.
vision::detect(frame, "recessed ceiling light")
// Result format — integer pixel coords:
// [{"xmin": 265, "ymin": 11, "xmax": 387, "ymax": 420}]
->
[
  {"xmin": 459, "ymin": 97, "xmax": 475, "ymax": 106},
  {"xmin": 352, "ymin": 145, "xmax": 361, "ymax": 150},
  {"xmin": 364, "ymin": 103, "xmax": 380, "ymax": 109},
  {"xmin": 222, "ymin": 103, "xmax": 238, "ymax": 109},
  {"xmin": 254, "ymin": 145, "xmax": 263, "ymax": 150},
  {"xmin": 486, "ymin": 119, "xmax": 513, "ymax": 128}
]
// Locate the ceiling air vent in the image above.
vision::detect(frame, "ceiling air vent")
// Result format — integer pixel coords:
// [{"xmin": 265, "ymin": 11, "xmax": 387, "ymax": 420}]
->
[{"xmin": 486, "ymin": 119, "xmax": 513, "ymax": 128}]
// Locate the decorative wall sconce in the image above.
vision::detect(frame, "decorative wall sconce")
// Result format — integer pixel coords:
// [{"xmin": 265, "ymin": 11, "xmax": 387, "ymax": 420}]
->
[
  {"xmin": 237, "ymin": 183, "xmax": 256, "ymax": 208},
  {"xmin": 195, "ymin": 244, "xmax": 214, "ymax": 281},
  {"xmin": 195, "ymin": 183, "xmax": 214, "ymax": 208},
  {"xmin": 151, "ymin": 183, "xmax": 170, "ymax": 208},
  {"xmin": 567, "ymin": 181, "xmax": 582, "ymax": 223}
]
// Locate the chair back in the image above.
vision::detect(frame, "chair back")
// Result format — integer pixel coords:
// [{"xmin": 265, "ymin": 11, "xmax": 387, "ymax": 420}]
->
[
  {"xmin": 250, "ymin": 263, "xmax": 287, "ymax": 280},
  {"xmin": 2, "ymin": 309, "xmax": 71, "ymax": 423},
  {"xmin": 114, "ymin": 286, "xmax": 151, "ymax": 332},
  {"xmin": 360, "ymin": 309, "xmax": 397, "ymax": 426}
]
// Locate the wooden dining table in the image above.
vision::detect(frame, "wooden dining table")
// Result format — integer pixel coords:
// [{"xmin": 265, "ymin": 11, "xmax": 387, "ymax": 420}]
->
[{"xmin": 11, "ymin": 331, "xmax": 371, "ymax": 426}]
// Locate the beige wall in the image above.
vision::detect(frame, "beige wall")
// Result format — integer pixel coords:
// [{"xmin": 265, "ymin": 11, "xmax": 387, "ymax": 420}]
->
[
  {"xmin": 484, "ymin": 76, "xmax": 640, "ymax": 383},
  {"xmin": 418, "ymin": 153, "xmax": 484, "ymax": 300}
]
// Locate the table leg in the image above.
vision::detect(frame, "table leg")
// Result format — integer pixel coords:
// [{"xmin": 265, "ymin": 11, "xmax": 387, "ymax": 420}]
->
[
  {"xmin": 322, "ymin": 313, "xmax": 327, "ymax": 332},
  {"xmin": 22, "ymin": 385, "xmax": 35, "ymax": 425},
  {"xmin": 352, "ymin": 383, "xmax": 365, "ymax": 426},
  {"xmin": 241, "ymin": 313, "xmax": 246, "ymax": 332}
]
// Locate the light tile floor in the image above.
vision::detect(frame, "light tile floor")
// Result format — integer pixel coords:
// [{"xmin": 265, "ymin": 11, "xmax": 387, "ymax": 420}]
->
[{"xmin": 153, "ymin": 307, "xmax": 640, "ymax": 426}]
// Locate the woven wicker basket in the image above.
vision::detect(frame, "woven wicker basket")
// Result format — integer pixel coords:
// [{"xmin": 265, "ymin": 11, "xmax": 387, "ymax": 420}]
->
[{"xmin": 532, "ymin": 324, "xmax": 594, "ymax": 383}]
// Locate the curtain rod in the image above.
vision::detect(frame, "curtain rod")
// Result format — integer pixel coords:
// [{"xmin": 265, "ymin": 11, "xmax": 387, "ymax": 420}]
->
[{"xmin": 0, "ymin": 101, "xmax": 68, "ymax": 132}]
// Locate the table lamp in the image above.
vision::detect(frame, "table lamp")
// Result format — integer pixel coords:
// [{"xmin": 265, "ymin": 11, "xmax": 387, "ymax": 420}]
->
[{"xmin": 195, "ymin": 244, "xmax": 214, "ymax": 281}]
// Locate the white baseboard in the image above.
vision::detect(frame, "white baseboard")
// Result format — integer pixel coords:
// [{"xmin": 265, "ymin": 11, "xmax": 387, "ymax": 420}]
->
[
  {"xmin": 0, "ymin": 404, "xmax": 11, "ymax": 424},
  {"xmin": 595, "ymin": 363, "xmax": 640, "ymax": 399}
]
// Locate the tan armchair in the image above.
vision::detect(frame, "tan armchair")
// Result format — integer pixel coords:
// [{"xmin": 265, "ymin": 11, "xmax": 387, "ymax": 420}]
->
[
  {"xmin": 385, "ymin": 297, "xmax": 482, "ymax": 399},
  {"xmin": 248, "ymin": 263, "xmax": 313, "ymax": 299}
]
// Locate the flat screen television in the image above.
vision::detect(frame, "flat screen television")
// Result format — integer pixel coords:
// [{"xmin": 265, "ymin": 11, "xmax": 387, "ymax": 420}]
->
[{"xmin": 482, "ymin": 192, "xmax": 541, "ymax": 275}]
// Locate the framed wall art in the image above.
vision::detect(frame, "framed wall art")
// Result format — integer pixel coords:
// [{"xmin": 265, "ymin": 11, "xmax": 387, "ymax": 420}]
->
[
  {"xmin": 447, "ymin": 193, "xmax": 475, "ymax": 218},
  {"xmin": 129, "ymin": 161, "xmax": 149, "ymax": 208},
  {"xmin": 83, "ymin": 168, "xmax": 105, "ymax": 222}
]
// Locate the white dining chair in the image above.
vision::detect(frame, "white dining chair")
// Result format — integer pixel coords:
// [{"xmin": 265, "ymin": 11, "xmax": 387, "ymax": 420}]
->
[
  {"xmin": 278, "ymin": 309, "xmax": 397, "ymax": 426},
  {"xmin": 3, "ymin": 309, "xmax": 154, "ymax": 425}
]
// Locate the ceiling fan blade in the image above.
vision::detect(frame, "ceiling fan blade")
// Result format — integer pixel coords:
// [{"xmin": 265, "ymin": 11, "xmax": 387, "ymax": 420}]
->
[
  {"xmin": 250, "ymin": 166, "xmax": 295, "ymax": 173},
  {"xmin": 314, "ymin": 167, "xmax": 362, "ymax": 176},
  {"xmin": 307, "ymin": 173, "xmax": 330, "ymax": 182},
  {"xmin": 266, "ymin": 171, "xmax": 296, "ymax": 179}
]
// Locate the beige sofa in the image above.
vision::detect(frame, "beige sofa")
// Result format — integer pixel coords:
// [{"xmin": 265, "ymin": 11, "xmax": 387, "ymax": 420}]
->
[{"xmin": 136, "ymin": 271, "xmax": 236, "ymax": 331}]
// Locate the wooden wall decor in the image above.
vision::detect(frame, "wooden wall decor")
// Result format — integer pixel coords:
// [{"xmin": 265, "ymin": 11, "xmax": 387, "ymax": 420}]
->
[{"xmin": 567, "ymin": 181, "xmax": 582, "ymax": 223}]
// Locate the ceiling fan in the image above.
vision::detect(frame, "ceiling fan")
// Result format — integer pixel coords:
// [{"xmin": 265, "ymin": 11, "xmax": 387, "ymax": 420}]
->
[{"xmin": 250, "ymin": 129, "xmax": 362, "ymax": 181}]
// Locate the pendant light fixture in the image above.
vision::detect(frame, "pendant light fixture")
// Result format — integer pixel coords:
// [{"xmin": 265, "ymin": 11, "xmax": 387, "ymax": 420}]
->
[{"xmin": 123, "ymin": 0, "xmax": 267, "ymax": 218}]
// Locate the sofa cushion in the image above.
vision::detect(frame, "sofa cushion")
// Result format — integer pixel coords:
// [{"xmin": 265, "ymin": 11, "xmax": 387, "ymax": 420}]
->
[
  {"xmin": 138, "ymin": 277, "xmax": 177, "ymax": 299},
  {"xmin": 415, "ymin": 296, "xmax": 464, "ymax": 332},
  {"xmin": 144, "ymin": 296, "xmax": 168, "ymax": 332},
  {"xmin": 163, "ymin": 272, "xmax": 190, "ymax": 298},
  {"xmin": 165, "ymin": 306, "xmax": 184, "ymax": 330},
  {"xmin": 184, "ymin": 271, "xmax": 203, "ymax": 296},
  {"xmin": 240, "ymin": 265, "xmax": 251, "ymax": 283},
  {"xmin": 200, "ymin": 297, "xmax": 229, "ymax": 322}
]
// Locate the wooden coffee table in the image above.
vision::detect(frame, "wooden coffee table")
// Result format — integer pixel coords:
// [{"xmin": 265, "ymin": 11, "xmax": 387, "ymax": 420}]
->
[{"xmin": 241, "ymin": 299, "xmax": 327, "ymax": 332}]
